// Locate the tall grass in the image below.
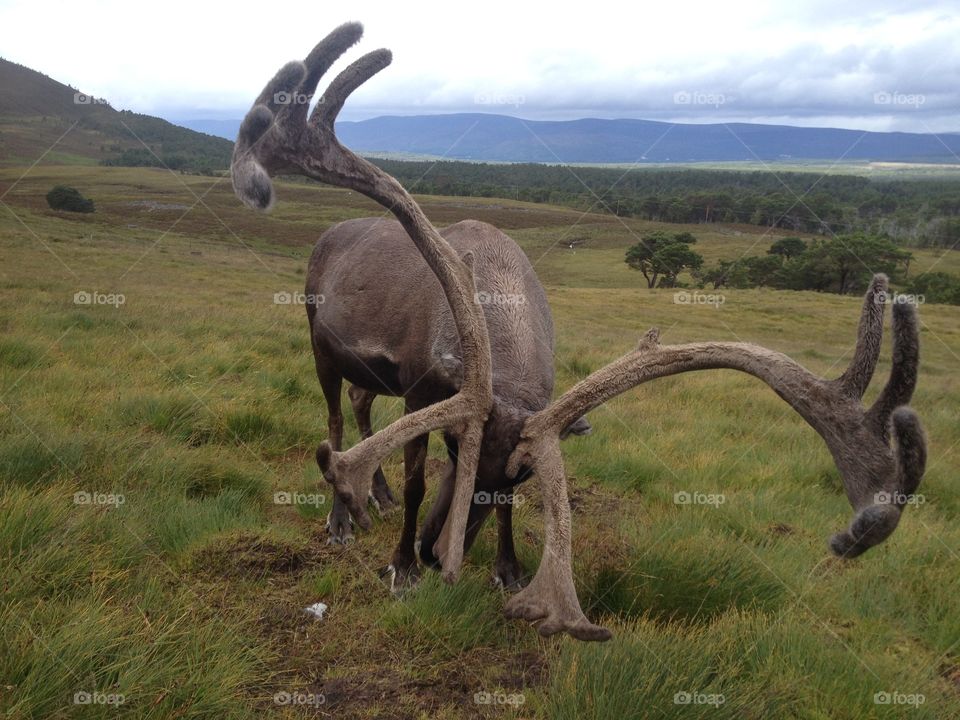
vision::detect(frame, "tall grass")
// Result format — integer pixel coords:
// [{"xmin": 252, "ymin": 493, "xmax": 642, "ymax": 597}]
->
[{"xmin": 1, "ymin": 165, "xmax": 958, "ymax": 717}]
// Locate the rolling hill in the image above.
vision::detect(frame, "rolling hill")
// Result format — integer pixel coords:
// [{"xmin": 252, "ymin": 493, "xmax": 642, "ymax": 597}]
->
[{"xmin": 0, "ymin": 58, "xmax": 232, "ymax": 170}]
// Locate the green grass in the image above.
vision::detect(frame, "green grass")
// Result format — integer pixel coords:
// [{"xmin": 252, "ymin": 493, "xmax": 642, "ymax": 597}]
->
[{"xmin": 1, "ymin": 165, "xmax": 959, "ymax": 718}]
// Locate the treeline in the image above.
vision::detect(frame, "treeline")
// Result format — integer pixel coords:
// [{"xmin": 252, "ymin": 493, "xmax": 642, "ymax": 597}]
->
[
  {"xmin": 97, "ymin": 110, "xmax": 232, "ymax": 174},
  {"xmin": 371, "ymin": 159, "xmax": 960, "ymax": 249},
  {"xmin": 625, "ymin": 231, "xmax": 960, "ymax": 304},
  {"xmin": 101, "ymin": 148, "xmax": 224, "ymax": 175}
]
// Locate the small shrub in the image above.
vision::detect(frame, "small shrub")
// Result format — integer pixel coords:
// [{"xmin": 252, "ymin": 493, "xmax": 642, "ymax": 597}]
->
[{"xmin": 45, "ymin": 185, "xmax": 95, "ymax": 213}]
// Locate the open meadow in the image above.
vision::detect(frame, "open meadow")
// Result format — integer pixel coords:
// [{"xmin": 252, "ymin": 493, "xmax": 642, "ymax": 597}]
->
[{"xmin": 1, "ymin": 165, "xmax": 959, "ymax": 718}]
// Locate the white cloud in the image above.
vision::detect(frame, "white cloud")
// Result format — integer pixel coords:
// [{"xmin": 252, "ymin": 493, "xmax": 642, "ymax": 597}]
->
[{"xmin": 1, "ymin": 0, "xmax": 957, "ymax": 131}]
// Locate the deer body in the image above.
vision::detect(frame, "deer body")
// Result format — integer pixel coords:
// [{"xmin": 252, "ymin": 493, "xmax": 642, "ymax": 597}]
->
[
  {"xmin": 307, "ymin": 217, "xmax": 553, "ymax": 406},
  {"xmin": 306, "ymin": 216, "xmax": 564, "ymax": 584}
]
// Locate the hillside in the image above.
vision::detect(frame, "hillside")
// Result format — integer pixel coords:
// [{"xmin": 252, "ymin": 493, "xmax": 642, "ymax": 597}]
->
[
  {"xmin": 330, "ymin": 113, "xmax": 960, "ymax": 164},
  {"xmin": 0, "ymin": 58, "xmax": 232, "ymax": 170}
]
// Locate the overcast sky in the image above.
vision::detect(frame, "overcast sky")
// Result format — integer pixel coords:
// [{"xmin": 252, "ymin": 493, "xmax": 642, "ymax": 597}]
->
[{"xmin": 1, "ymin": 0, "xmax": 958, "ymax": 132}]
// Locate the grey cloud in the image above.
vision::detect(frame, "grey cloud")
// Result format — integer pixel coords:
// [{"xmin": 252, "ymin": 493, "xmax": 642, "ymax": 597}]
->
[{"xmin": 152, "ymin": 3, "xmax": 960, "ymax": 135}]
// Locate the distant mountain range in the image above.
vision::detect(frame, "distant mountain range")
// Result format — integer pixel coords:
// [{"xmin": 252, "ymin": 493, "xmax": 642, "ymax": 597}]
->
[
  {"xmin": 3, "ymin": 54, "xmax": 958, "ymax": 169},
  {"xmin": 178, "ymin": 113, "xmax": 960, "ymax": 165},
  {"xmin": 0, "ymin": 59, "xmax": 231, "ymax": 169}
]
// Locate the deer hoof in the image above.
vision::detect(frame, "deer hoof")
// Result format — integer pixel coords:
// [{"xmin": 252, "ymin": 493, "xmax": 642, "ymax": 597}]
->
[
  {"xmin": 324, "ymin": 510, "xmax": 355, "ymax": 545},
  {"xmin": 325, "ymin": 531, "xmax": 355, "ymax": 546},
  {"xmin": 492, "ymin": 574, "xmax": 528, "ymax": 593},
  {"xmin": 492, "ymin": 562, "xmax": 528, "ymax": 592},
  {"xmin": 368, "ymin": 487, "xmax": 397, "ymax": 516},
  {"xmin": 379, "ymin": 564, "xmax": 397, "ymax": 591},
  {"xmin": 379, "ymin": 561, "xmax": 419, "ymax": 595}
]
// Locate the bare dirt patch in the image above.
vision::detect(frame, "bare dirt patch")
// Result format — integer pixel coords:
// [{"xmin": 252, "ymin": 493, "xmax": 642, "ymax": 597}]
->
[{"xmin": 190, "ymin": 533, "xmax": 308, "ymax": 580}]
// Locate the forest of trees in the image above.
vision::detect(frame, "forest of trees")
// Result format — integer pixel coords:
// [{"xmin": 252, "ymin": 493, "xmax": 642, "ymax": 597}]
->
[{"xmin": 372, "ymin": 159, "xmax": 960, "ymax": 249}]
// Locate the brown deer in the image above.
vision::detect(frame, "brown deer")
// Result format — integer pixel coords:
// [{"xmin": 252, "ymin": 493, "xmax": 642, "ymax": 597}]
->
[
  {"xmin": 231, "ymin": 22, "xmax": 590, "ymax": 595},
  {"xmin": 231, "ymin": 23, "xmax": 927, "ymax": 641},
  {"xmin": 303, "ymin": 212, "xmax": 590, "ymax": 590}
]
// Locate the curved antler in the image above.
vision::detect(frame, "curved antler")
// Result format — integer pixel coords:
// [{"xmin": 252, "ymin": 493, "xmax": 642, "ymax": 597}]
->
[
  {"xmin": 504, "ymin": 274, "xmax": 926, "ymax": 640},
  {"xmin": 232, "ymin": 23, "xmax": 493, "ymax": 581}
]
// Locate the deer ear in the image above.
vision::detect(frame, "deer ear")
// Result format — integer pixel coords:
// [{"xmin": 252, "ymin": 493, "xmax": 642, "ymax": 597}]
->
[
  {"xmin": 560, "ymin": 415, "xmax": 592, "ymax": 440},
  {"xmin": 439, "ymin": 353, "xmax": 464, "ymax": 387}
]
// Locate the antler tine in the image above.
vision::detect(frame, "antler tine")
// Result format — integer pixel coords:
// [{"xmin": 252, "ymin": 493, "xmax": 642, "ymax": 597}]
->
[
  {"xmin": 310, "ymin": 49, "xmax": 393, "ymax": 130},
  {"xmin": 298, "ymin": 22, "xmax": 365, "ymax": 102},
  {"xmin": 233, "ymin": 106, "xmax": 276, "ymax": 210},
  {"xmin": 253, "ymin": 62, "xmax": 304, "ymax": 114},
  {"xmin": 868, "ymin": 300, "xmax": 920, "ymax": 430},
  {"xmin": 504, "ymin": 279, "xmax": 926, "ymax": 640},
  {"xmin": 231, "ymin": 22, "xmax": 370, "ymax": 209},
  {"xmin": 264, "ymin": 22, "xmax": 370, "ymax": 132},
  {"xmin": 834, "ymin": 273, "xmax": 888, "ymax": 399},
  {"xmin": 892, "ymin": 407, "xmax": 926, "ymax": 497},
  {"xmin": 232, "ymin": 27, "xmax": 494, "ymax": 583}
]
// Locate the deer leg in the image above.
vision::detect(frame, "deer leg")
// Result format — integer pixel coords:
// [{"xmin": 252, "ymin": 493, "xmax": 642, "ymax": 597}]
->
[
  {"xmin": 456, "ymin": 490, "xmax": 525, "ymax": 590},
  {"xmin": 420, "ymin": 468, "xmax": 497, "ymax": 576},
  {"xmin": 419, "ymin": 437, "xmax": 520, "ymax": 583},
  {"xmin": 347, "ymin": 385, "xmax": 396, "ymax": 515},
  {"xmin": 493, "ymin": 498, "xmax": 526, "ymax": 591},
  {"xmin": 383, "ymin": 431, "xmax": 428, "ymax": 592},
  {"xmin": 418, "ymin": 436, "xmax": 458, "ymax": 569},
  {"xmin": 316, "ymin": 364, "xmax": 353, "ymax": 544}
]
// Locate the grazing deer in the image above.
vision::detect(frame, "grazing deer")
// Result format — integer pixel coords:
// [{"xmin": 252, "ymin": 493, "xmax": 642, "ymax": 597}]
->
[
  {"xmin": 232, "ymin": 23, "xmax": 926, "ymax": 641},
  {"xmin": 302, "ymin": 213, "xmax": 591, "ymax": 589},
  {"xmin": 232, "ymin": 22, "xmax": 590, "ymax": 593}
]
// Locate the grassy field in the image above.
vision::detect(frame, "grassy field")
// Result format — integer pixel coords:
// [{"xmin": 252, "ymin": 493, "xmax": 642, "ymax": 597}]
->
[{"xmin": 1, "ymin": 165, "xmax": 959, "ymax": 719}]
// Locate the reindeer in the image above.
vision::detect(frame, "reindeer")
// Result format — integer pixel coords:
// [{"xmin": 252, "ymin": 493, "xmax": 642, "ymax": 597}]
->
[
  {"xmin": 232, "ymin": 23, "xmax": 590, "ymax": 593},
  {"xmin": 302, "ymin": 214, "xmax": 590, "ymax": 589},
  {"xmin": 232, "ymin": 23, "xmax": 927, "ymax": 641}
]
